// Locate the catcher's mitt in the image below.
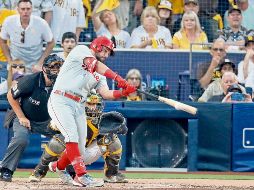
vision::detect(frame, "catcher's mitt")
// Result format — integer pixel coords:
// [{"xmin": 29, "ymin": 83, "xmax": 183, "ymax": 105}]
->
[{"xmin": 98, "ymin": 111, "xmax": 128, "ymax": 135}]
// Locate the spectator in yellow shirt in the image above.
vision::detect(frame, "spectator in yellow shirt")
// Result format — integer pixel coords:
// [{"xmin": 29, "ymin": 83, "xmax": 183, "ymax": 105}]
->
[
  {"xmin": 172, "ymin": 11, "xmax": 208, "ymax": 50},
  {"xmin": 0, "ymin": 9, "xmax": 17, "ymax": 83}
]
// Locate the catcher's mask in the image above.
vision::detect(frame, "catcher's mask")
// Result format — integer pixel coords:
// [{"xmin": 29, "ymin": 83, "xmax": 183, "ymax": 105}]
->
[
  {"xmin": 90, "ymin": 36, "xmax": 115, "ymax": 56},
  {"xmin": 85, "ymin": 92, "xmax": 104, "ymax": 124},
  {"xmin": 42, "ymin": 54, "xmax": 64, "ymax": 84}
]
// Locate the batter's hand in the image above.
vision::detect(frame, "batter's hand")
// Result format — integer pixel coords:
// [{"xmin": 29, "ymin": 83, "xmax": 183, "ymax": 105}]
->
[
  {"xmin": 19, "ymin": 117, "xmax": 31, "ymax": 130},
  {"xmin": 115, "ymin": 75, "xmax": 128, "ymax": 89},
  {"xmin": 122, "ymin": 84, "xmax": 136, "ymax": 96}
]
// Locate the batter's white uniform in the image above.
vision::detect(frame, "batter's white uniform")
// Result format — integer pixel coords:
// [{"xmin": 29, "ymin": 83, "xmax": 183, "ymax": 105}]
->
[
  {"xmin": 129, "ymin": 25, "xmax": 172, "ymax": 49},
  {"xmin": 48, "ymin": 45, "xmax": 107, "ymax": 158},
  {"xmin": 51, "ymin": 0, "xmax": 85, "ymax": 42},
  {"xmin": 96, "ymin": 24, "xmax": 131, "ymax": 48}
]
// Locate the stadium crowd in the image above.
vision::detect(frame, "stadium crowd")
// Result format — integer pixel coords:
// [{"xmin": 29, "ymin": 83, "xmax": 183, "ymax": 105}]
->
[{"xmin": 1, "ymin": 0, "xmax": 254, "ymax": 100}]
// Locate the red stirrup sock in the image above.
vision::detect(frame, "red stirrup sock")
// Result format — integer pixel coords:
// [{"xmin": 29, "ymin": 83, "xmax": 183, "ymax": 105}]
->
[
  {"xmin": 66, "ymin": 142, "xmax": 87, "ymax": 177},
  {"xmin": 56, "ymin": 150, "xmax": 71, "ymax": 170}
]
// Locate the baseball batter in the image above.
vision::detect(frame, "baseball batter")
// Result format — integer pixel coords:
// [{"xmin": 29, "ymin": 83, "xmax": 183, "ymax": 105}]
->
[
  {"xmin": 29, "ymin": 92, "xmax": 128, "ymax": 184},
  {"xmin": 47, "ymin": 36, "xmax": 136, "ymax": 187}
]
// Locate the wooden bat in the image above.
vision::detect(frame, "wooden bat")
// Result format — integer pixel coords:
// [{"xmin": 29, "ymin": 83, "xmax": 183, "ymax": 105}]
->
[{"xmin": 137, "ymin": 89, "xmax": 197, "ymax": 115}]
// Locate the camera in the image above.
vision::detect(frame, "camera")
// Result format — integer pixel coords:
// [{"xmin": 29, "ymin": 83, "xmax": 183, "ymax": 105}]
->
[{"xmin": 231, "ymin": 92, "xmax": 245, "ymax": 102}]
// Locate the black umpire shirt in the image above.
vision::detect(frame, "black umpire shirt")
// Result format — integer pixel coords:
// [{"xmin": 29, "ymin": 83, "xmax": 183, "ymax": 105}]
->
[{"xmin": 11, "ymin": 72, "xmax": 52, "ymax": 122}]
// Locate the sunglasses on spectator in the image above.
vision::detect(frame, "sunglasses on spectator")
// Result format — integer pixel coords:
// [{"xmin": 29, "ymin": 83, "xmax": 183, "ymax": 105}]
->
[
  {"xmin": 129, "ymin": 77, "xmax": 140, "ymax": 80},
  {"xmin": 21, "ymin": 31, "xmax": 25, "ymax": 43},
  {"xmin": 212, "ymin": 48, "xmax": 224, "ymax": 52},
  {"xmin": 12, "ymin": 64, "xmax": 25, "ymax": 69}
]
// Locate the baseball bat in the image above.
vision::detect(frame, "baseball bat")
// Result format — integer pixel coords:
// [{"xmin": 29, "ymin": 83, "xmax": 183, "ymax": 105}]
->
[{"xmin": 137, "ymin": 89, "xmax": 197, "ymax": 115}]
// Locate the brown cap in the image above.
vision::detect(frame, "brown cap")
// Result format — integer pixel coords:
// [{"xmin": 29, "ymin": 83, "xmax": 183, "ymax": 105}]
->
[
  {"xmin": 228, "ymin": 7, "xmax": 241, "ymax": 14},
  {"xmin": 184, "ymin": 0, "xmax": 198, "ymax": 5}
]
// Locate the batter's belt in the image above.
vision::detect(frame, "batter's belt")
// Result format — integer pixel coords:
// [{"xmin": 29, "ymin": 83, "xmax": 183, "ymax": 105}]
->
[{"xmin": 54, "ymin": 90, "xmax": 85, "ymax": 103}]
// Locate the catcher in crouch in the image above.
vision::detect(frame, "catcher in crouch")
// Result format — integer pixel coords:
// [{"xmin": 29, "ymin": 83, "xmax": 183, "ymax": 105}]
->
[{"xmin": 29, "ymin": 91, "xmax": 128, "ymax": 184}]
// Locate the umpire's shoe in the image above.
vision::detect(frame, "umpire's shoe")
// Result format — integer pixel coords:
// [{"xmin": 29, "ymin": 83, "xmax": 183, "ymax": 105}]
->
[
  {"xmin": 104, "ymin": 172, "xmax": 128, "ymax": 183},
  {"xmin": 0, "ymin": 167, "xmax": 13, "ymax": 182}
]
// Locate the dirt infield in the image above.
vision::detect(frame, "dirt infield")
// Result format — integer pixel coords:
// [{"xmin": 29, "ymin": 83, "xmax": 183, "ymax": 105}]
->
[{"xmin": 1, "ymin": 178, "xmax": 254, "ymax": 190}]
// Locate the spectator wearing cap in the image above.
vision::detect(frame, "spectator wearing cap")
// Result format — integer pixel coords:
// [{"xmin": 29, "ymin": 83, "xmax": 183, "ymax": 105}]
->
[
  {"xmin": 224, "ymin": 0, "xmax": 254, "ymax": 31},
  {"xmin": 172, "ymin": 0, "xmax": 223, "ymax": 42},
  {"xmin": 157, "ymin": 0, "xmax": 173, "ymax": 32},
  {"xmin": 219, "ymin": 7, "xmax": 249, "ymax": 50},
  {"xmin": 237, "ymin": 35, "xmax": 254, "ymax": 93},
  {"xmin": 198, "ymin": 59, "xmax": 244, "ymax": 102},
  {"xmin": 172, "ymin": 11, "xmax": 208, "ymax": 50},
  {"xmin": 199, "ymin": 71, "xmax": 246, "ymax": 102},
  {"xmin": 172, "ymin": 0, "xmax": 199, "ymax": 34},
  {"xmin": 129, "ymin": 6, "xmax": 172, "ymax": 49}
]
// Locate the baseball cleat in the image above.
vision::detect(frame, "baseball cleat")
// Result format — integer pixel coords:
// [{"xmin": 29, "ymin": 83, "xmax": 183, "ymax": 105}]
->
[
  {"xmin": 49, "ymin": 162, "xmax": 73, "ymax": 185},
  {"xmin": 104, "ymin": 172, "xmax": 128, "ymax": 183},
  {"xmin": 73, "ymin": 173, "xmax": 104, "ymax": 187}
]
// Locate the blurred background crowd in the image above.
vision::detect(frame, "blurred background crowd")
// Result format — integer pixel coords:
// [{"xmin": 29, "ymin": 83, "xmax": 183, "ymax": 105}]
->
[{"xmin": 1, "ymin": 0, "xmax": 254, "ymax": 103}]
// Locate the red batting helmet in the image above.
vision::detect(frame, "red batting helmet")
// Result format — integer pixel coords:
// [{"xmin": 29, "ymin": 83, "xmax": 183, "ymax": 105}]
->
[{"xmin": 90, "ymin": 36, "xmax": 115, "ymax": 56}]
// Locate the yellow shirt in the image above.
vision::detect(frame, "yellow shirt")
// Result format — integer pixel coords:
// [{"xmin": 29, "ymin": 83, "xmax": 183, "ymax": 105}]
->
[
  {"xmin": 170, "ymin": 0, "xmax": 184, "ymax": 14},
  {"xmin": 0, "ymin": 9, "xmax": 17, "ymax": 62},
  {"xmin": 172, "ymin": 30, "xmax": 208, "ymax": 50}
]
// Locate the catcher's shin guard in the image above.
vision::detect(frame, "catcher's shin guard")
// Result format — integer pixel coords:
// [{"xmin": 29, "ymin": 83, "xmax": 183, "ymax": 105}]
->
[
  {"xmin": 34, "ymin": 134, "xmax": 66, "ymax": 177},
  {"xmin": 102, "ymin": 135, "xmax": 122, "ymax": 177}
]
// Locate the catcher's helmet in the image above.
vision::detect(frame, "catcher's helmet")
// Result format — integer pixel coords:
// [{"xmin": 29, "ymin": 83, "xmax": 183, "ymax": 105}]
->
[
  {"xmin": 85, "ymin": 91, "xmax": 104, "ymax": 124},
  {"xmin": 90, "ymin": 36, "xmax": 115, "ymax": 56},
  {"xmin": 42, "ymin": 54, "xmax": 64, "ymax": 83}
]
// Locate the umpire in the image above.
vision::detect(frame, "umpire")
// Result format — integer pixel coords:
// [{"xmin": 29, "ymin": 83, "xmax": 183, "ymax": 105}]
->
[{"xmin": 0, "ymin": 54, "xmax": 64, "ymax": 182}]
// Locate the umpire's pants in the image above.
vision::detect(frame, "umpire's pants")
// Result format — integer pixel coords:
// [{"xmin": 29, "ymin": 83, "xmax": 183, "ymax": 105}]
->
[{"xmin": 0, "ymin": 117, "xmax": 56, "ymax": 172}]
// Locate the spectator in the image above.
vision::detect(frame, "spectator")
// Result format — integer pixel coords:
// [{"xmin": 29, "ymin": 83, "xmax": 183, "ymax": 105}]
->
[
  {"xmin": 0, "ymin": 8, "xmax": 17, "ymax": 83},
  {"xmin": 125, "ymin": 68, "xmax": 146, "ymax": 101},
  {"xmin": 0, "ymin": 59, "xmax": 26, "ymax": 96},
  {"xmin": 204, "ymin": 72, "xmax": 246, "ymax": 102},
  {"xmin": 0, "ymin": 0, "xmax": 55, "ymax": 73},
  {"xmin": 173, "ymin": 0, "xmax": 223, "ymax": 42},
  {"xmin": 0, "ymin": 54, "xmax": 63, "ymax": 182},
  {"xmin": 157, "ymin": 0, "xmax": 173, "ymax": 32},
  {"xmin": 172, "ymin": 0, "xmax": 199, "ymax": 35},
  {"xmin": 222, "ymin": 82, "xmax": 252, "ymax": 102},
  {"xmin": 198, "ymin": 59, "xmax": 245, "ymax": 102},
  {"xmin": 130, "ymin": 6, "xmax": 172, "ymax": 49},
  {"xmin": 224, "ymin": 0, "xmax": 254, "ymax": 31},
  {"xmin": 238, "ymin": 35, "xmax": 254, "ymax": 92},
  {"xmin": 56, "ymin": 32, "xmax": 77, "ymax": 60},
  {"xmin": 197, "ymin": 38, "xmax": 227, "ymax": 89},
  {"xmin": 219, "ymin": 7, "xmax": 249, "ymax": 50},
  {"xmin": 92, "ymin": 0, "xmax": 130, "ymax": 48},
  {"xmin": 172, "ymin": 11, "xmax": 208, "ymax": 50},
  {"xmin": 127, "ymin": 0, "xmax": 143, "ymax": 33},
  {"xmin": 50, "ymin": 0, "xmax": 85, "ymax": 43},
  {"xmin": 0, "ymin": 0, "xmax": 53, "ymax": 24}
]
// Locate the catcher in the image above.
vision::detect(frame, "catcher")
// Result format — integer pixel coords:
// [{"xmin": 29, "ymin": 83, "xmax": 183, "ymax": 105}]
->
[{"xmin": 29, "ymin": 91, "xmax": 128, "ymax": 184}]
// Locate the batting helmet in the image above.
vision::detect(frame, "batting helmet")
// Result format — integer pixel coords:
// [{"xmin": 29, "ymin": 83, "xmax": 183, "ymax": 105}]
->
[
  {"xmin": 90, "ymin": 36, "xmax": 115, "ymax": 56},
  {"xmin": 42, "ymin": 54, "xmax": 64, "ymax": 83}
]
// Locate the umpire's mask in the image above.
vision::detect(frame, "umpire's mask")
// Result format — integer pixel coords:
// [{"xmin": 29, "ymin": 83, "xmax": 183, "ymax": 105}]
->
[{"xmin": 42, "ymin": 54, "xmax": 64, "ymax": 84}]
